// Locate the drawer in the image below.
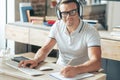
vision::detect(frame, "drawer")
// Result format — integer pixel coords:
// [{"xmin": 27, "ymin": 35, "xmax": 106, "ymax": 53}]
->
[
  {"xmin": 29, "ymin": 28, "xmax": 49, "ymax": 46},
  {"xmin": 5, "ymin": 24, "xmax": 29, "ymax": 43},
  {"xmin": 101, "ymin": 39, "xmax": 120, "ymax": 61},
  {"xmin": 29, "ymin": 28, "xmax": 58, "ymax": 49}
]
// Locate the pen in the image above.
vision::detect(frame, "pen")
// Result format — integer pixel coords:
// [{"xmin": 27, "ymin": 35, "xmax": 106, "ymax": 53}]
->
[{"xmin": 66, "ymin": 59, "xmax": 73, "ymax": 65}]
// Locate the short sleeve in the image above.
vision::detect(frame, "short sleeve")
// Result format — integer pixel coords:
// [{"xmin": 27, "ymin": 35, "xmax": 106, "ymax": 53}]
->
[
  {"xmin": 48, "ymin": 20, "xmax": 59, "ymax": 39},
  {"xmin": 87, "ymin": 27, "xmax": 101, "ymax": 47}
]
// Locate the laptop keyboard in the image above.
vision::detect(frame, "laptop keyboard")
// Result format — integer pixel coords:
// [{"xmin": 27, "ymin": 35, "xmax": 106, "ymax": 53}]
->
[{"xmin": 5, "ymin": 60, "xmax": 43, "ymax": 76}]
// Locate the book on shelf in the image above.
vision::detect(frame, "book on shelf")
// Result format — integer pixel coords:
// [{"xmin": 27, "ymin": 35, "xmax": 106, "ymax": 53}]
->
[
  {"xmin": 29, "ymin": 16, "xmax": 44, "ymax": 24},
  {"xmin": 19, "ymin": 3, "xmax": 33, "ymax": 22},
  {"xmin": 45, "ymin": 16, "xmax": 57, "ymax": 21}
]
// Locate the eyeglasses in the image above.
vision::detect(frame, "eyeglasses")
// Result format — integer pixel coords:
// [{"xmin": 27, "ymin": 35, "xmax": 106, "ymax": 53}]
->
[{"xmin": 60, "ymin": 9, "xmax": 78, "ymax": 17}]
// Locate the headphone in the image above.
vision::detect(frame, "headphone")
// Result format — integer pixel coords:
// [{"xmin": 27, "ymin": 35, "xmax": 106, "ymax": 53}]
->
[{"xmin": 56, "ymin": 0, "xmax": 83, "ymax": 19}]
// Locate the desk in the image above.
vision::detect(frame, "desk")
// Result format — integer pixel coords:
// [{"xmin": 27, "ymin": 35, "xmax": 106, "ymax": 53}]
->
[
  {"xmin": 99, "ymin": 31, "xmax": 120, "ymax": 61},
  {"xmin": 0, "ymin": 53, "xmax": 106, "ymax": 80}
]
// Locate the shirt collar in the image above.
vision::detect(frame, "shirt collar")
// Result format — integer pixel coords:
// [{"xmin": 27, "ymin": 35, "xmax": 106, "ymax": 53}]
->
[{"xmin": 64, "ymin": 20, "xmax": 83, "ymax": 35}]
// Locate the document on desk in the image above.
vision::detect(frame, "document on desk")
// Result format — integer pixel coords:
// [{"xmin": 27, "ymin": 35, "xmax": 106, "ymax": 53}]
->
[{"xmin": 49, "ymin": 72, "xmax": 94, "ymax": 80}]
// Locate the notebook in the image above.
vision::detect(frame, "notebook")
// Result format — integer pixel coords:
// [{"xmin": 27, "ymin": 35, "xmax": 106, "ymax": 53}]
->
[{"xmin": 49, "ymin": 72, "xmax": 94, "ymax": 80}]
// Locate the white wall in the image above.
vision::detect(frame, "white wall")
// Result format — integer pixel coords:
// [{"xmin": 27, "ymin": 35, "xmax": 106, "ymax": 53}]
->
[
  {"xmin": 7, "ymin": 0, "xmax": 30, "ymax": 54},
  {"xmin": 0, "ymin": 0, "xmax": 30, "ymax": 54},
  {"xmin": 0, "ymin": 0, "xmax": 6, "ymax": 48},
  {"xmin": 6, "ymin": 0, "xmax": 16, "ymax": 54},
  {"xmin": 107, "ymin": 1, "xmax": 120, "ymax": 31}
]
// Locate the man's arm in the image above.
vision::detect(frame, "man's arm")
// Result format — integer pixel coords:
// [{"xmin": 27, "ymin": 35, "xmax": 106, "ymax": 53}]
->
[
  {"xmin": 76, "ymin": 46, "xmax": 101, "ymax": 73},
  {"xmin": 61, "ymin": 46, "xmax": 101, "ymax": 77},
  {"xmin": 19, "ymin": 38, "xmax": 56, "ymax": 68},
  {"xmin": 34, "ymin": 38, "xmax": 57, "ymax": 63}
]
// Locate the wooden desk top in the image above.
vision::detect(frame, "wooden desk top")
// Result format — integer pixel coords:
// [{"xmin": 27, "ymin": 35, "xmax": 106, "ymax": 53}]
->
[
  {"xmin": 0, "ymin": 53, "xmax": 106, "ymax": 80},
  {"xmin": 99, "ymin": 31, "xmax": 120, "ymax": 41},
  {"xmin": 99, "ymin": 31, "xmax": 120, "ymax": 61}
]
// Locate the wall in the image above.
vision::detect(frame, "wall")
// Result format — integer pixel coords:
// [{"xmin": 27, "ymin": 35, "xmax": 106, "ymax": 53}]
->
[
  {"xmin": 6, "ymin": 0, "xmax": 31, "ymax": 54},
  {"xmin": 0, "ymin": 0, "xmax": 6, "ymax": 49},
  {"xmin": 107, "ymin": 1, "xmax": 120, "ymax": 31},
  {"xmin": 0, "ymin": 0, "xmax": 29, "ymax": 53},
  {"xmin": 31, "ymin": 0, "xmax": 46, "ymax": 16}
]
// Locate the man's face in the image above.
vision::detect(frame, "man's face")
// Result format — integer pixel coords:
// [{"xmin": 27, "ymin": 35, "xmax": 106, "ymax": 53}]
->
[{"xmin": 59, "ymin": 2, "xmax": 79, "ymax": 27}]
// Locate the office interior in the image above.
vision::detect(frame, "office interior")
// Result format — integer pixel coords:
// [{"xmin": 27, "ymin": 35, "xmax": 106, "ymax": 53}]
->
[{"xmin": 0, "ymin": 0, "xmax": 120, "ymax": 80}]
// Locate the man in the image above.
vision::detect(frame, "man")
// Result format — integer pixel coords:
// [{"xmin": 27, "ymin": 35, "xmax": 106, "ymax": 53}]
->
[{"xmin": 19, "ymin": 0, "xmax": 101, "ymax": 78}]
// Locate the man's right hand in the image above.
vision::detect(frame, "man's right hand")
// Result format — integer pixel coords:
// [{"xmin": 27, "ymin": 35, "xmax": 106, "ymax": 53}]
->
[{"xmin": 18, "ymin": 59, "xmax": 39, "ymax": 69}]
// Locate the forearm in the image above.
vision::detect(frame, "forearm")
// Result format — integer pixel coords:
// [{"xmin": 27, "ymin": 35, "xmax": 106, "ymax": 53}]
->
[
  {"xmin": 34, "ymin": 47, "xmax": 51, "ymax": 63},
  {"xmin": 75, "ymin": 59, "xmax": 101, "ymax": 74},
  {"xmin": 33, "ymin": 38, "xmax": 56, "ymax": 64}
]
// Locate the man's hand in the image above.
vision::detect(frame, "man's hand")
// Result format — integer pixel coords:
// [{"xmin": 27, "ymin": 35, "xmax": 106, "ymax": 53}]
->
[
  {"xmin": 18, "ymin": 60, "xmax": 39, "ymax": 69},
  {"xmin": 60, "ymin": 65, "xmax": 78, "ymax": 78}
]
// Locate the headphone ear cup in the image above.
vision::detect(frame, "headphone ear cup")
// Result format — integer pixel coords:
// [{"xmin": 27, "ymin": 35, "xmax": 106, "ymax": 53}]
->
[
  {"xmin": 75, "ymin": 0, "xmax": 83, "ymax": 19},
  {"xmin": 77, "ymin": 4, "xmax": 80, "ymax": 18},
  {"xmin": 78, "ymin": 1, "xmax": 83, "ymax": 19},
  {"xmin": 56, "ymin": 2, "xmax": 62, "ymax": 19},
  {"xmin": 56, "ymin": 9, "xmax": 62, "ymax": 19}
]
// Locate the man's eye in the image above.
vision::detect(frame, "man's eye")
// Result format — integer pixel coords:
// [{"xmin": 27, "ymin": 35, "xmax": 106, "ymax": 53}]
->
[
  {"xmin": 70, "ymin": 11, "xmax": 76, "ymax": 14},
  {"xmin": 62, "ymin": 12, "xmax": 68, "ymax": 15}
]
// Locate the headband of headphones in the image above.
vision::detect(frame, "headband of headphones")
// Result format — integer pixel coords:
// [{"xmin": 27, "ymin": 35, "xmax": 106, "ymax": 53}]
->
[{"xmin": 56, "ymin": 0, "xmax": 83, "ymax": 19}]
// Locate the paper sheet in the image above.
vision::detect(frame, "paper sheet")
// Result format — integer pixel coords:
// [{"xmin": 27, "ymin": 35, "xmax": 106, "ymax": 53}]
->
[{"xmin": 49, "ymin": 72, "xmax": 94, "ymax": 80}]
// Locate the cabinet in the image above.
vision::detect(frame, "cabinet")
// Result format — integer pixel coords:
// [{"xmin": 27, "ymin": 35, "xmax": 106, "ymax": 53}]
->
[
  {"xmin": 102, "ymin": 58, "xmax": 120, "ymax": 80},
  {"xmin": 5, "ymin": 22, "xmax": 57, "ymax": 49},
  {"xmin": 101, "ymin": 39, "xmax": 120, "ymax": 61},
  {"xmin": 29, "ymin": 28, "xmax": 49, "ymax": 46},
  {"xmin": 100, "ymin": 31, "xmax": 120, "ymax": 80},
  {"xmin": 5, "ymin": 23, "xmax": 29, "ymax": 44}
]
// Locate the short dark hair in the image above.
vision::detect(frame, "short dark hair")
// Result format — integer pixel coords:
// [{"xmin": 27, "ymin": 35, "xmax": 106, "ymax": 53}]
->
[{"xmin": 57, "ymin": 0, "xmax": 79, "ymax": 9}]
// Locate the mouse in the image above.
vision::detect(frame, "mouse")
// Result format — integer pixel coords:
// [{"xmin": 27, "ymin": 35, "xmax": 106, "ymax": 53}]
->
[{"xmin": 39, "ymin": 66, "xmax": 53, "ymax": 71}]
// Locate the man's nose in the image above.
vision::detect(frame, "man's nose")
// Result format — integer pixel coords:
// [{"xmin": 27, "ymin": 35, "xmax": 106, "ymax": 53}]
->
[{"xmin": 66, "ymin": 13, "xmax": 71, "ymax": 18}]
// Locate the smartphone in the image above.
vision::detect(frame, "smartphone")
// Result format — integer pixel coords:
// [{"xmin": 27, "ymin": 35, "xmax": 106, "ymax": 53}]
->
[{"xmin": 12, "ymin": 56, "xmax": 29, "ymax": 62}]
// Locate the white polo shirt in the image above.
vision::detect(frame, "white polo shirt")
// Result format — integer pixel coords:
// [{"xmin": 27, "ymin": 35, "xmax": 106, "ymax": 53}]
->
[{"xmin": 49, "ymin": 20, "xmax": 100, "ymax": 66}]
